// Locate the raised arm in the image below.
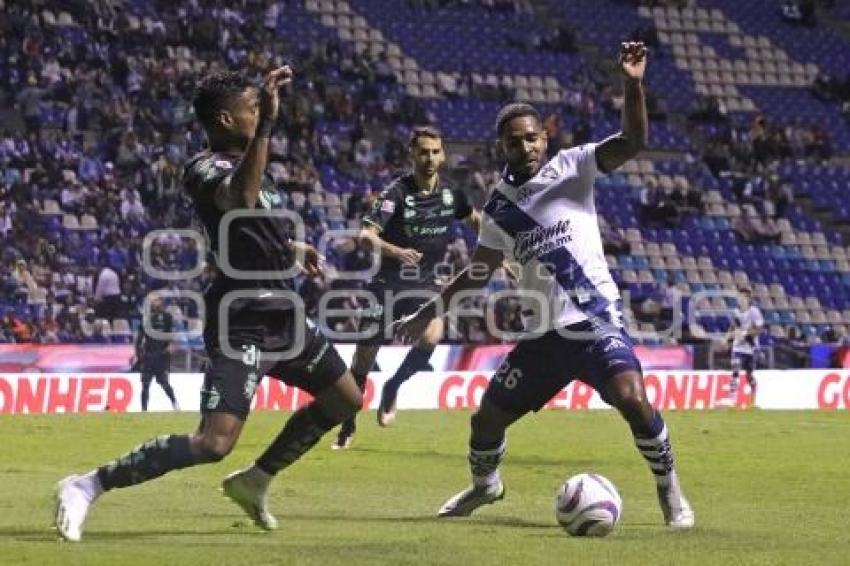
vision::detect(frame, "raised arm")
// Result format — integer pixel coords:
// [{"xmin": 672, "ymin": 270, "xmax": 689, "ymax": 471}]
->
[
  {"xmin": 214, "ymin": 66, "xmax": 292, "ymax": 211},
  {"xmin": 596, "ymin": 42, "xmax": 648, "ymax": 174}
]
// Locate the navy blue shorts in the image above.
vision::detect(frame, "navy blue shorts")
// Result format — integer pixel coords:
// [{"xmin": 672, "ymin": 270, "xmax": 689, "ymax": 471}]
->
[
  {"xmin": 732, "ymin": 352, "xmax": 755, "ymax": 374},
  {"xmin": 483, "ymin": 318, "xmax": 643, "ymax": 415}
]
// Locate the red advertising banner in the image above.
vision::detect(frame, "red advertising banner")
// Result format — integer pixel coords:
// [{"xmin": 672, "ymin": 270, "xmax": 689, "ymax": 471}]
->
[{"xmin": 1, "ymin": 370, "xmax": 846, "ymax": 414}]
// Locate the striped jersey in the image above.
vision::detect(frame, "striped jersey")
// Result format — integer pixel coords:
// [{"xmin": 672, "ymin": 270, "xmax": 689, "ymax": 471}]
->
[{"xmin": 478, "ymin": 144, "xmax": 620, "ymax": 331}]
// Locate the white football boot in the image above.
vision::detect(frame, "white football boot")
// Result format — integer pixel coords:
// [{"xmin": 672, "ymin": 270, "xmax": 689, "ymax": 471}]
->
[
  {"xmin": 657, "ymin": 475, "xmax": 695, "ymax": 529},
  {"xmin": 222, "ymin": 469, "xmax": 278, "ymax": 531},
  {"xmin": 54, "ymin": 475, "xmax": 93, "ymax": 542},
  {"xmin": 437, "ymin": 481, "xmax": 505, "ymax": 517}
]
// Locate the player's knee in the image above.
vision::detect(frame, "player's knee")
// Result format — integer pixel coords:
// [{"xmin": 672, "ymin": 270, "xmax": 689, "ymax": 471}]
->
[
  {"xmin": 606, "ymin": 372, "xmax": 651, "ymax": 414},
  {"xmin": 193, "ymin": 433, "xmax": 235, "ymax": 462}
]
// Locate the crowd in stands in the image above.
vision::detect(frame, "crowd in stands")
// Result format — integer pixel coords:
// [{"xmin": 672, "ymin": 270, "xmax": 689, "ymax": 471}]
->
[{"xmin": 0, "ymin": 0, "xmax": 524, "ymax": 346}]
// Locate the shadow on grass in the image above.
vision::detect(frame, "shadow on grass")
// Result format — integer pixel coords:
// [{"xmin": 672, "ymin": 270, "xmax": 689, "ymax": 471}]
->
[
  {"xmin": 0, "ymin": 526, "xmax": 266, "ymax": 543},
  {"xmin": 350, "ymin": 446, "xmax": 597, "ymax": 469}
]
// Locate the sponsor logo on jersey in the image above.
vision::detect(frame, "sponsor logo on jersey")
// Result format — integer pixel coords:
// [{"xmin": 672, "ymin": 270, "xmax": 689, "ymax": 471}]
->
[
  {"xmin": 538, "ymin": 164, "xmax": 559, "ymax": 181},
  {"xmin": 442, "ymin": 189, "xmax": 454, "ymax": 206},
  {"xmin": 381, "ymin": 199, "xmax": 396, "ymax": 214},
  {"xmin": 214, "ymin": 159, "xmax": 234, "ymax": 169},
  {"xmin": 513, "ymin": 220, "xmax": 573, "ymax": 264}
]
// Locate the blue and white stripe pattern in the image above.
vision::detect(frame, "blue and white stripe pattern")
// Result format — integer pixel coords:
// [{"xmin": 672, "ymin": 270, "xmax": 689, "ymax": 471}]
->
[{"xmin": 477, "ymin": 144, "xmax": 621, "ymax": 331}]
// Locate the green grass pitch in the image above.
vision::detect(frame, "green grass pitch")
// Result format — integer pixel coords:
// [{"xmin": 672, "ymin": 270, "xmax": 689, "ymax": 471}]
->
[{"xmin": 1, "ymin": 410, "xmax": 848, "ymax": 565}]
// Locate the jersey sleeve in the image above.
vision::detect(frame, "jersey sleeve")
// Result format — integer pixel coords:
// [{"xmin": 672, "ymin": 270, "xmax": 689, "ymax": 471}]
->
[
  {"xmin": 477, "ymin": 211, "xmax": 509, "ymax": 251},
  {"xmin": 363, "ymin": 183, "xmax": 402, "ymax": 232},
  {"xmin": 452, "ymin": 188, "xmax": 473, "ymax": 219},
  {"xmin": 556, "ymin": 143, "xmax": 599, "ymax": 201},
  {"xmin": 182, "ymin": 153, "xmax": 236, "ymax": 210}
]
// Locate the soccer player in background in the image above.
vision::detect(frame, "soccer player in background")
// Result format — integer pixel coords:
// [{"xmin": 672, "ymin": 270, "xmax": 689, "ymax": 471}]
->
[
  {"xmin": 132, "ymin": 294, "xmax": 179, "ymax": 411},
  {"xmin": 332, "ymin": 126, "xmax": 480, "ymax": 449},
  {"xmin": 54, "ymin": 67, "xmax": 363, "ymax": 542},
  {"xmin": 728, "ymin": 288, "xmax": 763, "ymax": 405},
  {"xmin": 398, "ymin": 42, "xmax": 695, "ymax": 528}
]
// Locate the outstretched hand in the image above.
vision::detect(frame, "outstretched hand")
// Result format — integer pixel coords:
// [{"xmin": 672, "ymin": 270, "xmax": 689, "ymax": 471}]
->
[
  {"xmin": 619, "ymin": 42, "xmax": 647, "ymax": 82},
  {"xmin": 259, "ymin": 65, "xmax": 294, "ymax": 124},
  {"xmin": 394, "ymin": 310, "xmax": 431, "ymax": 344}
]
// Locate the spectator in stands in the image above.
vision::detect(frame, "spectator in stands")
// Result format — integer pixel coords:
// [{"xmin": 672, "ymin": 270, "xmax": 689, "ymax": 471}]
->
[
  {"xmin": 781, "ymin": 0, "xmax": 816, "ymax": 25},
  {"xmin": 15, "ymin": 74, "xmax": 46, "ymax": 135},
  {"xmin": 733, "ymin": 205, "xmax": 781, "ymax": 244},
  {"xmin": 766, "ymin": 173, "xmax": 793, "ymax": 218},
  {"xmin": 670, "ymin": 177, "xmax": 704, "ymax": 215},
  {"xmin": 804, "ymin": 124, "xmax": 832, "ymax": 161},
  {"xmin": 2, "ymin": 309, "xmax": 31, "ymax": 342},
  {"xmin": 94, "ymin": 263, "xmax": 122, "ymax": 319},
  {"xmin": 638, "ymin": 179, "xmax": 680, "ymax": 227},
  {"xmin": 600, "ymin": 217, "xmax": 629, "ymax": 255},
  {"xmin": 12, "ymin": 259, "xmax": 39, "ymax": 301},
  {"xmin": 776, "ymin": 325, "xmax": 810, "ymax": 367}
]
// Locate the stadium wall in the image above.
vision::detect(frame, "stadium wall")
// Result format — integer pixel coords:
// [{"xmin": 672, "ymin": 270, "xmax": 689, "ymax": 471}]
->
[{"xmin": 0, "ymin": 370, "xmax": 848, "ymax": 414}]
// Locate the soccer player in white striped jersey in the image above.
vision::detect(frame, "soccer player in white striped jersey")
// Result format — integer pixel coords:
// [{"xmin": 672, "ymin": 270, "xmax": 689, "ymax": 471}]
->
[
  {"xmin": 397, "ymin": 42, "xmax": 694, "ymax": 528},
  {"xmin": 728, "ymin": 288, "xmax": 763, "ymax": 405}
]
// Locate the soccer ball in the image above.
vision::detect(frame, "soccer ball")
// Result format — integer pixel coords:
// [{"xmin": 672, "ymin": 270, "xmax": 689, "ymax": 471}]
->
[{"xmin": 554, "ymin": 473, "xmax": 622, "ymax": 537}]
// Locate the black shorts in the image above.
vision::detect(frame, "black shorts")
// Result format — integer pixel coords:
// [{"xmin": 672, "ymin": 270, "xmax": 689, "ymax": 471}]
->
[
  {"xmin": 357, "ymin": 280, "xmax": 438, "ymax": 345},
  {"xmin": 483, "ymin": 318, "xmax": 643, "ymax": 415},
  {"xmin": 141, "ymin": 366, "xmax": 170, "ymax": 385},
  {"xmin": 200, "ymin": 317, "xmax": 347, "ymax": 419}
]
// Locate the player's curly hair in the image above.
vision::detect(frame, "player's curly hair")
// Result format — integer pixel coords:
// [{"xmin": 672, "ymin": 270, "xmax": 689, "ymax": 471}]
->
[
  {"xmin": 495, "ymin": 102, "xmax": 541, "ymax": 136},
  {"xmin": 192, "ymin": 71, "xmax": 254, "ymax": 130}
]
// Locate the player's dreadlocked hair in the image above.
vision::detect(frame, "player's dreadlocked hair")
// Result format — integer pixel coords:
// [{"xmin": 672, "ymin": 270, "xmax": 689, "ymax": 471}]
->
[
  {"xmin": 192, "ymin": 71, "xmax": 254, "ymax": 130},
  {"xmin": 495, "ymin": 102, "xmax": 542, "ymax": 136}
]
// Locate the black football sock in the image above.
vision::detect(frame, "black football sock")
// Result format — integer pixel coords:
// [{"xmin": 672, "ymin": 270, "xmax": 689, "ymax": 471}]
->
[
  {"xmin": 141, "ymin": 382, "xmax": 151, "ymax": 411},
  {"xmin": 97, "ymin": 434, "xmax": 204, "ymax": 491},
  {"xmin": 383, "ymin": 345, "xmax": 434, "ymax": 402},
  {"xmin": 160, "ymin": 381, "xmax": 177, "ymax": 405},
  {"xmin": 256, "ymin": 403, "xmax": 337, "ymax": 475}
]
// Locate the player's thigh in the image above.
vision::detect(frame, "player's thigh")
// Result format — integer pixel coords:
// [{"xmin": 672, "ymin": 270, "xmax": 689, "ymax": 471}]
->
[
  {"xmin": 153, "ymin": 369, "xmax": 171, "ymax": 385},
  {"xmin": 580, "ymin": 326, "xmax": 646, "ymax": 408},
  {"xmin": 200, "ymin": 348, "xmax": 261, "ymax": 421},
  {"xmin": 268, "ymin": 321, "xmax": 360, "ymax": 418},
  {"xmin": 482, "ymin": 333, "xmax": 573, "ymax": 416}
]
